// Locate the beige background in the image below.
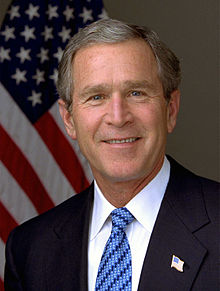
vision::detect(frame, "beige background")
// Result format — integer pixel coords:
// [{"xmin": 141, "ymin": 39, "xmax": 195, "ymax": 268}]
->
[{"xmin": 1, "ymin": 0, "xmax": 219, "ymax": 181}]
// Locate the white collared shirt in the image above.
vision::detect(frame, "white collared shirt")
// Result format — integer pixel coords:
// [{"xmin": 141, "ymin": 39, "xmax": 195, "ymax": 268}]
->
[{"xmin": 88, "ymin": 157, "xmax": 170, "ymax": 291}]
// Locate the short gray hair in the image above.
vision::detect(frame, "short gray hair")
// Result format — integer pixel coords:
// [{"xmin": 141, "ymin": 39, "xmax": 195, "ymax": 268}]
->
[{"xmin": 57, "ymin": 18, "xmax": 181, "ymax": 110}]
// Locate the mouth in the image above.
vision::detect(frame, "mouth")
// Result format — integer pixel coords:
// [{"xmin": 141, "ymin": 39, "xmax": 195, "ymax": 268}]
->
[{"xmin": 104, "ymin": 137, "xmax": 139, "ymax": 144}]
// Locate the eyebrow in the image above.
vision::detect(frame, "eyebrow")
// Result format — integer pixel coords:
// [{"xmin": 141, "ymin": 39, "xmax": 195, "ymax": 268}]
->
[
  {"xmin": 80, "ymin": 80, "xmax": 156, "ymax": 97},
  {"xmin": 80, "ymin": 84, "xmax": 111, "ymax": 97}
]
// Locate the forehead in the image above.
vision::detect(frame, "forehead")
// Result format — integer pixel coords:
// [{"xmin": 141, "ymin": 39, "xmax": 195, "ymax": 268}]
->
[
  {"xmin": 71, "ymin": 39, "xmax": 160, "ymax": 89},
  {"xmin": 73, "ymin": 38, "xmax": 157, "ymax": 67}
]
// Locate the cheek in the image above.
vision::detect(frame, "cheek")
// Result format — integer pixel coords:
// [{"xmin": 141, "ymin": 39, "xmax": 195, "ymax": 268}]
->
[
  {"xmin": 138, "ymin": 104, "xmax": 167, "ymax": 130},
  {"xmin": 73, "ymin": 108, "xmax": 101, "ymax": 140}
]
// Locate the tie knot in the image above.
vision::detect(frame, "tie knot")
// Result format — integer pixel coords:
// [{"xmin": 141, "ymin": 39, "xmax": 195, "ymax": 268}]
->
[{"xmin": 111, "ymin": 207, "xmax": 134, "ymax": 231}]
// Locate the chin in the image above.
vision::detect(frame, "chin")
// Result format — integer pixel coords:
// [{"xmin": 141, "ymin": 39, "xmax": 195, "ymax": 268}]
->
[{"xmin": 104, "ymin": 167, "xmax": 146, "ymax": 183}]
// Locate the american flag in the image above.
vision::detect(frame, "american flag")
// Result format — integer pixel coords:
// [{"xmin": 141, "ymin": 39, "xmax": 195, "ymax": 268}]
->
[{"xmin": 0, "ymin": 0, "xmax": 107, "ymax": 287}]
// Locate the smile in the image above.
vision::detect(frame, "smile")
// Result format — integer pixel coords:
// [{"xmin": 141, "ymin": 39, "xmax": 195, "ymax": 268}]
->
[{"xmin": 105, "ymin": 137, "xmax": 138, "ymax": 144}]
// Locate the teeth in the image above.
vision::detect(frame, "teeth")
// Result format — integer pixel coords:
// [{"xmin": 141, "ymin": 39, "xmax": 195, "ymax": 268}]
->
[{"xmin": 107, "ymin": 138, "xmax": 137, "ymax": 144}]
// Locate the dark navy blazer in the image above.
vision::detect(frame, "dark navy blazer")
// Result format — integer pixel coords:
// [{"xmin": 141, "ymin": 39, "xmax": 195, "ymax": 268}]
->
[{"xmin": 4, "ymin": 157, "xmax": 219, "ymax": 290}]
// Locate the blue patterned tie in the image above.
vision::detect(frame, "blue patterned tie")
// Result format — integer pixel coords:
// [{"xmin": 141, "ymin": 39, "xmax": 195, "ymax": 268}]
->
[{"xmin": 95, "ymin": 207, "xmax": 134, "ymax": 291}]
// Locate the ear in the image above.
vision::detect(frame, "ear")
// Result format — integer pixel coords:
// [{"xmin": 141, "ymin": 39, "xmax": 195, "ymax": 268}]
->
[
  {"xmin": 58, "ymin": 99, "xmax": 77, "ymax": 140},
  {"xmin": 166, "ymin": 89, "xmax": 180, "ymax": 133}
]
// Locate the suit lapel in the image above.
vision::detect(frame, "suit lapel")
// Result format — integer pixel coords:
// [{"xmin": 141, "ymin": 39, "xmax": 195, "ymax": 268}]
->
[
  {"xmin": 42, "ymin": 158, "xmax": 210, "ymax": 290},
  {"xmin": 45, "ymin": 185, "xmax": 94, "ymax": 291},
  {"xmin": 138, "ymin": 157, "xmax": 210, "ymax": 291}
]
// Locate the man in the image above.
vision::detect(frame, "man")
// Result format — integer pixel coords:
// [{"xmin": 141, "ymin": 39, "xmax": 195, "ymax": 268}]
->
[{"xmin": 5, "ymin": 19, "xmax": 219, "ymax": 290}]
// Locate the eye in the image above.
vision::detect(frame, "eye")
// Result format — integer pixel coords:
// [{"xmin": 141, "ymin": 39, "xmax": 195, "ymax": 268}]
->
[
  {"xmin": 131, "ymin": 91, "xmax": 141, "ymax": 97},
  {"xmin": 85, "ymin": 94, "xmax": 105, "ymax": 105},
  {"xmin": 92, "ymin": 95, "xmax": 103, "ymax": 101},
  {"xmin": 127, "ymin": 89, "xmax": 151, "ymax": 103}
]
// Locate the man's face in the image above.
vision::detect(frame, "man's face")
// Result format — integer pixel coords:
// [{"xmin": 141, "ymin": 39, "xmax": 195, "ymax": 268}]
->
[{"xmin": 60, "ymin": 39, "xmax": 179, "ymax": 184}]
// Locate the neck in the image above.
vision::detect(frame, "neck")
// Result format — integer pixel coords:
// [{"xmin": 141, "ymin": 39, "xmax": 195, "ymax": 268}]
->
[{"xmin": 94, "ymin": 157, "xmax": 164, "ymax": 208}]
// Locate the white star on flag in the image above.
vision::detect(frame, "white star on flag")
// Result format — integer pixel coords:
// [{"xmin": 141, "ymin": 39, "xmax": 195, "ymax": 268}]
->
[
  {"xmin": 46, "ymin": 5, "xmax": 59, "ymax": 20},
  {"xmin": 37, "ymin": 48, "xmax": 49, "ymax": 63},
  {"xmin": 98, "ymin": 8, "xmax": 108, "ymax": 19},
  {"xmin": 20, "ymin": 26, "xmax": 36, "ymax": 42},
  {"xmin": 1, "ymin": 26, "xmax": 15, "ymax": 42},
  {"xmin": 63, "ymin": 6, "xmax": 74, "ymax": 21},
  {"xmin": 58, "ymin": 27, "xmax": 71, "ymax": 43},
  {"xmin": 16, "ymin": 47, "xmax": 31, "ymax": 63},
  {"xmin": 41, "ymin": 26, "xmax": 53, "ymax": 41},
  {"xmin": 79, "ymin": 7, "xmax": 93, "ymax": 23},
  {"xmin": 32, "ymin": 69, "xmax": 45, "ymax": 85},
  {"xmin": 11, "ymin": 68, "xmax": 27, "ymax": 85},
  {"xmin": 25, "ymin": 4, "xmax": 40, "ymax": 21},
  {"xmin": 28, "ymin": 90, "xmax": 42, "ymax": 106},
  {"xmin": 53, "ymin": 47, "xmax": 63, "ymax": 62},
  {"xmin": 0, "ymin": 47, "xmax": 11, "ymax": 62},
  {"xmin": 49, "ymin": 69, "xmax": 58, "ymax": 83},
  {"xmin": 7, "ymin": 5, "xmax": 20, "ymax": 20}
]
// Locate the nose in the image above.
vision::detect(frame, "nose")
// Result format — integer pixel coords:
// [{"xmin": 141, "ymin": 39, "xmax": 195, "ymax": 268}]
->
[{"xmin": 105, "ymin": 94, "xmax": 133, "ymax": 127}]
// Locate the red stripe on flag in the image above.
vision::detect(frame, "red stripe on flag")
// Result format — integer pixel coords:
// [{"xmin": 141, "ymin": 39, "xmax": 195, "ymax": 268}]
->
[
  {"xmin": 0, "ymin": 202, "xmax": 18, "ymax": 243},
  {"xmin": 35, "ymin": 112, "xmax": 90, "ymax": 193},
  {"xmin": 0, "ymin": 278, "xmax": 4, "ymax": 291},
  {"xmin": 0, "ymin": 125, "xmax": 55, "ymax": 214}
]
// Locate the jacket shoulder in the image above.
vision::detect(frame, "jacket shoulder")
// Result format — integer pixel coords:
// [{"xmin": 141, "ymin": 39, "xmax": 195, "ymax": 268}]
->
[
  {"xmin": 5, "ymin": 185, "xmax": 93, "ymax": 289},
  {"xmin": 7, "ymin": 184, "xmax": 93, "ymax": 245},
  {"xmin": 167, "ymin": 155, "xmax": 219, "ymax": 221}
]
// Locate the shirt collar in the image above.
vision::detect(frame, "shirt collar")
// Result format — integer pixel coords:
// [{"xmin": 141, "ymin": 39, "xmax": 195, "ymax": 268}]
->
[
  {"xmin": 90, "ymin": 156, "xmax": 170, "ymax": 241},
  {"xmin": 126, "ymin": 156, "xmax": 170, "ymax": 232},
  {"xmin": 90, "ymin": 180, "xmax": 115, "ymax": 241}
]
